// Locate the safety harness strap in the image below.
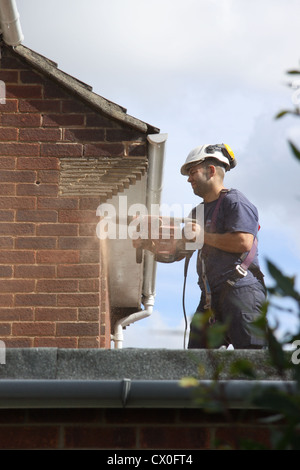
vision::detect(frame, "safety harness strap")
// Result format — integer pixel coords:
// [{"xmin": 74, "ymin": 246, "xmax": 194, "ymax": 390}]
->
[
  {"xmin": 210, "ymin": 189, "xmax": 229, "ymax": 232},
  {"xmin": 227, "ymin": 236, "xmax": 258, "ymax": 287}
]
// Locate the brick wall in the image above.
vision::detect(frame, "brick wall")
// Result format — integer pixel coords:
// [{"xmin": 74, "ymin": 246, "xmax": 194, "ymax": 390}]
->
[
  {"xmin": 0, "ymin": 43, "xmax": 149, "ymax": 348},
  {"xmin": 0, "ymin": 407, "xmax": 275, "ymax": 450}
]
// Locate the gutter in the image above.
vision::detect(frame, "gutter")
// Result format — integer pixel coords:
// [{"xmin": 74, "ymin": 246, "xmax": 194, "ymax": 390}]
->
[
  {"xmin": 0, "ymin": 379, "xmax": 296, "ymax": 409},
  {"xmin": 111, "ymin": 134, "xmax": 168, "ymax": 349},
  {"xmin": 0, "ymin": 0, "xmax": 23, "ymax": 46}
]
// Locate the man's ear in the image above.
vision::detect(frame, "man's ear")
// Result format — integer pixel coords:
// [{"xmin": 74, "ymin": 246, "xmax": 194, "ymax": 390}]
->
[{"xmin": 207, "ymin": 164, "xmax": 217, "ymax": 177}]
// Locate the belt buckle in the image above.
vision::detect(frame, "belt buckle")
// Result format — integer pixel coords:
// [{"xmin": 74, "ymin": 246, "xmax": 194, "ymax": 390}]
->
[{"xmin": 236, "ymin": 264, "xmax": 247, "ymax": 277}]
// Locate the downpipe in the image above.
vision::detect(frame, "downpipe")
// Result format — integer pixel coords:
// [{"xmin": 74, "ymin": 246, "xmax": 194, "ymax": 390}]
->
[
  {"xmin": 111, "ymin": 133, "xmax": 168, "ymax": 349},
  {"xmin": 0, "ymin": 0, "xmax": 24, "ymax": 46},
  {"xmin": 112, "ymin": 295, "xmax": 155, "ymax": 349}
]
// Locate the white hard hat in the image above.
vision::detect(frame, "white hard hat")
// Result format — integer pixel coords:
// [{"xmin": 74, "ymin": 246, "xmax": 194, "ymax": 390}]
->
[{"xmin": 180, "ymin": 143, "xmax": 236, "ymax": 175}]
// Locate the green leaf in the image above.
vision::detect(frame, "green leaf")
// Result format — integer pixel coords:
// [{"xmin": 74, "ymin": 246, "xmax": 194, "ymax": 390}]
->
[
  {"xmin": 253, "ymin": 389, "xmax": 300, "ymax": 419},
  {"xmin": 266, "ymin": 259, "xmax": 300, "ymax": 301},
  {"xmin": 230, "ymin": 358, "xmax": 256, "ymax": 378},
  {"xmin": 275, "ymin": 110, "xmax": 291, "ymax": 119},
  {"xmin": 267, "ymin": 326, "xmax": 290, "ymax": 374},
  {"xmin": 179, "ymin": 377, "xmax": 199, "ymax": 388},
  {"xmin": 288, "ymin": 140, "xmax": 300, "ymax": 161},
  {"xmin": 287, "ymin": 69, "xmax": 300, "ymax": 74}
]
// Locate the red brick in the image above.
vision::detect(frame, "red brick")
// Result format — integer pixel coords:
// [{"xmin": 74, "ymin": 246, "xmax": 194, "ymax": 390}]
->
[
  {"xmin": 78, "ymin": 337, "xmax": 99, "ymax": 348},
  {"xmin": 0, "ymin": 237, "xmax": 13, "ymax": 248},
  {"xmin": 19, "ymin": 70, "xmax": 46, "ymax": 84},
  {"xmin": 0, "ymin": 157, "xmax": 16, "ymax": 169},
  {"xmin": 0, "ymin": 222, "xmax": 35, "ymax": 236},
  {"xmin": 79, "ymin": 279, "xmax": 99, "ymax": 292},
  {"xmin": 42, "ymin": 114, "xmax": 84, "ymax": 127},
  {"xmin": 106, "ymin": 128, "xmax": 145, "ymax": 142},
  {"xmin": 15, "ymin": 294, "xmax": 56, "ymax": 307},
  {"xmin": 16, "ymin": 183, "xmax": 58, "ymax": 197},
  {"xmin": 6, "ymin": 85, "xmax": 42, "ymax": 99},
  {"xmin": 0, "ymin": 55, "xmax": 29, "ymax": 69},
  {"xmin": 0, "ymin": 265, "xmax": 13, "ymax": 277},
  {"xmin": 86, "ymin": 113, "xmax": 119, "ymax": 127},
  {"xmin": 1, "ymin": 113, "xmax": 41, "ymax": 127},
  {"xmin": 0, "ymin": 251, "xmax": 35, "ymax": 264},
  {"xmin": 79, "ymin": 251, "xmax": 99, "ymax": 263},
  {"xmin": 14, "ymin": 265, "xmax": 56, "ymax": 278},
  {"xmin": 36, "ymin": 279, "xmax": 78, "ymax": 292},
  {"xmin": 41, "ymin": 143, "xmax": 82, "ymax": 157},
  {"xmin": 35, "ymin": 307, "xmax": 77, "ymax": 321},
  {"xmin": 37, "ymin": 223, "xmax": 78, "ymax": 236},
  {"xmin": 61, "ymin": 100, "xmax": 91, "ymax": 114},
  {"xmin": 0, "ymin": 170, "xmax": 36, "ymax": 183},
  {"xmin": 0, "ymin": 425, "xmax": 59, "ymax": 449},
  {"xmin": 0, "ymin": 184, "xmax": 15, "ymax": 195},
  {"xmin": 0, "ymin": 196, "xmax": 36, "ymax": 210},
  {"xmin": 37, "ymin": 197, "xmax": 78, "ymax": 210},
  {"xmin": 140, "ymin": 426, "xmax": 210, "ymax": 449},
  {"xmin": 0, "ymin": 323, "xmax": 11, "ymax": 335},
  {"xmin": 79, "ymin": 197, "xmax": 102, "ymax": 211},
  {"xmin": 0, "ymin": 210, "xmax": 14, "ymax": 221},
  {"xmin": 37, "ymin": 250, "xmax": 79, "ymax": 264},
  {"xmin": 17, "ymin": 157, "xmax": 59, "ymax": 170},
  {"xmin": 43, "ymin": 82, "xmax": 71, "ymax": 99},
  {"xmin": 78, "ymin": 307, "xmax": 99, "ymax": 321},
  {"xmin": 19, "ymin": 100, "xmax": 61, "ymax": 113},
  {"xmin": 37, "ymin": 170, "xmax": 59, "ymax": 184},
  {"xmin": 57, "ymin": 293, "xmax": 99, "ymax": 307},
  {"xmin": 0, "ymin": 279, "xmax": 35, "ymax": 292},
  {"xmin": 4, "ymin": 338, "xmax": 33, "ymax": 347},
  {"xmin": 106, "ymin": 408, "xmax": 177, "ymax": 424},
  {"xmin": 0, "ymin": 99, "xmax": 18, "ymax": 112},
  {"xmin": 19, "ymin": 128, "xmax": 61, "ymax": 142},
  {"xmin": 0, "ymin": 127, "xmax": 18, "ymax": 141},
  {"xmin": 56, "ymin": 322, "xmax": 99, "ymax": 336},
  {"xmin": 15, "ymin": 237, "xmax": 56, "ymax": 249},
  {"xmin": 16, "ymin": 209, "xmax": 57, "ymax": 223},
  {"xmin": 58, "ymin": 236, "xmax": 99, "ymax": 250},
  {"xmin": 0, "ymin": 143, "xmax": 39, "ymax": 156},
  {"xmin": 64, "ymin": 426, "xmax": 136, "ymax": 449},
  {"xmin": 0, "ymin": 70, "xmax": 18, "ymax": 83},
  {"xmin": 215, "ymin": 426, "xmax": 271, "ymax": 449},
  {"xmin": 58, "ymin": 210, "xmax": 97, "ymax": 224},
  {"xmin": 0, "ymin": 307, "xmax": 33, "ymax": 320},
  {"xmin": 64, "ymin": 128, "xmax": 105, "ymax": 142},
  {"xmin": 0, "ymin": 294, "xmax": 13, "ymax": 306},
  {"xmin": 84, "ymin": 143, "xmax": 124, "ymax": 157},
  {"xmin": 34, "ymin": 337, "xmax": 77, "ymax": 347},
  {"xmin": 57, "ymin": 264, "xmax": 99, "ymax": 278}
]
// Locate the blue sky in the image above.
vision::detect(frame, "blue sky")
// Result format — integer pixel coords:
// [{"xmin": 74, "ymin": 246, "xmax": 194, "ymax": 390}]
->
[{"xmin": 17, "ymin": 0, "xmax": 300, "ymax": 348}]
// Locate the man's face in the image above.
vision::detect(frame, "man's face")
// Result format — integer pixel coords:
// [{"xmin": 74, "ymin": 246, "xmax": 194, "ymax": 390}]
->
[{"xmin": 187, "ymin": 163, "xmax": 209, "ymax": 197}]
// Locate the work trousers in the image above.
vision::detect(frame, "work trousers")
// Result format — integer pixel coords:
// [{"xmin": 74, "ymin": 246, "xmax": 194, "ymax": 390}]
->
[{"xmin": 188, "ymin": 280, "xmax": 267, "ymax": 349}]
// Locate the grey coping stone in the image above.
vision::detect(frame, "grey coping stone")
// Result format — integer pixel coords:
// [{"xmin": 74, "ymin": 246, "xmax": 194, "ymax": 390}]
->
[{"xmin": 0, "ymin": 348, "xmax": 293, "ymax": 381}]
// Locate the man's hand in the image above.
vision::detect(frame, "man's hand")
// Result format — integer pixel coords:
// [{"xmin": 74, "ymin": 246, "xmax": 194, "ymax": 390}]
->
[{"xmin": 132, "ymin": 237, "xmax": 156, "ymax": 253}]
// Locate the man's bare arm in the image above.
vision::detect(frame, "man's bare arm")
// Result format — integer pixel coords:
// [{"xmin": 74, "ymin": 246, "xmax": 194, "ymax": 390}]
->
[{"xmin": 204, "ymin": 231, "xmax": 254, "ymax": 253}]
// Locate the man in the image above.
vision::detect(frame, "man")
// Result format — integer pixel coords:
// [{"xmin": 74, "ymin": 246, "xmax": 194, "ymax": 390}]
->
[
  {"xmin": 180, "ymin": 144, "xmax": 266, "ymax": 349},
  {"xmin": 135, "ymin": 143, "xmax": 267, "ymax": 349}
]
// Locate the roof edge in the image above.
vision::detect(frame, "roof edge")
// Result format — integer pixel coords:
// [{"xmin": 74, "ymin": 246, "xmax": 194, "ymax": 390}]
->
[{"xmin": 11, "ymin": 42, "xmax": 160, "ymax": 134}]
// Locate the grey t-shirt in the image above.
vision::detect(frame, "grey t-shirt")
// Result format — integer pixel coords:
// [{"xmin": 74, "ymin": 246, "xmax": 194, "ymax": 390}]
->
[{"xmin": 193, "ymin": 189, "xmax": 261, "ymax": 292}]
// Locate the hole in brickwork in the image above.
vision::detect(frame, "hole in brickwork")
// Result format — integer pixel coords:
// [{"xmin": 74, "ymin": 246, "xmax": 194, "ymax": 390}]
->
[{"xmin": 35, "ymin": 181, "xmax": 41, "ymax": 185}]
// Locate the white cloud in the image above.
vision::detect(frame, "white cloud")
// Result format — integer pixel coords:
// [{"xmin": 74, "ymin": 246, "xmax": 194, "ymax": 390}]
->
[{"xmin": 120, "ymin": 308, "xmax": 189, "ymax": 349}]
